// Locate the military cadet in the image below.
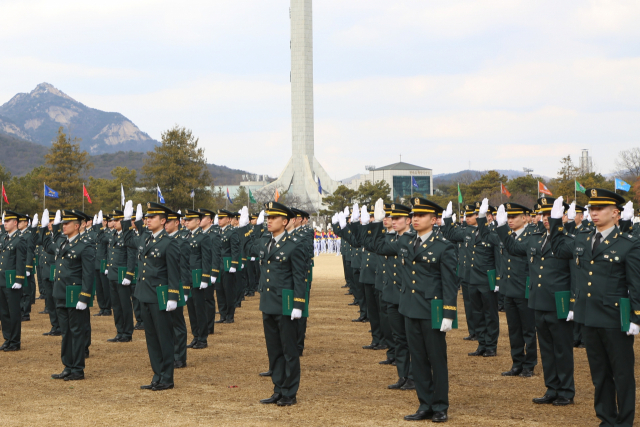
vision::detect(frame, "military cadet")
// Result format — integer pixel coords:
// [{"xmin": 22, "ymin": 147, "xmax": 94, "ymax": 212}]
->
[
  {"xmin": 40, "ymin": 209, "xmax": 95, "ymax": 381},
  {"xmin": 92, "ymin": 211, "xmax": 112, "ymax": 317},
  {"xmin": 564, "ymin": 203, "xmax": 589, "ymax": 349},
  {"xmin": 212, "ymin": 209, "xmax": 240, "ymax": 324},
  {"xmin": 290, "ymin": 208, "xmax": 314, "ymax": 357},
  {"xmin": 245, "ymin": 213, "xmax": 260, "ymax": 296},
  {"xmin": 124, "ymin": 202, "xmax": 181, "ymax": 391},
  {"xmin": 18, "ymin": 214, "xmax": 36, "ymax": 321},
  {"xmin": 549, "ymin": 190, "xmax": 640, "ymax": 426},
  {"xmin": 239, "ymin": 202, "xmax": 307, "ymax": 406},
  {"xmin": 442, "ymin": 200, "xmax": 499, "ymax": 357},
  {"xmin": 452, "ymin": 209, "xmax": 475, "ymax": 341},
  {"xmin": 342, "ymin": 205, "xmax": 367, "ymax": 322},
  {"xmin": 37, "ymin": 210, "xmax": 62, "ymax": 336},
  {"xmin": 196, "ymin": 208, "xmax": 217, "ymax": 335},
  {"xmin": 490, "ymin": 203, "xmax": 537, "ymax": 378},
  {"xmin": 364, "ymin": 198, "xmax": 457, "ymax": 422},
  {"xmin": 106, "ymin": 208, "xmax": 137, "ymax": 343},
  {"xmin": 181, "ymin": 209, "xmax": 212, "ymax": 349},
  {"xmin": 0, "ymin": 210, "xmax": 28, "ymax": 351}
]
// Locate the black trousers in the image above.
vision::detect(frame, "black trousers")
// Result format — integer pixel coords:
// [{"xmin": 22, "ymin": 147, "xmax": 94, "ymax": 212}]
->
[
  {"xmin": 504, "ymin": 296, "xmax": 537, "ymax": 370},
  {"xmin": 171, "ymin": 306, "xmax": 187, "ymax": 363},
  {"xmin": 405, "ymin": 317, "xmax": 449, "ymax": 413},
  {"xmin": 387, "ymin": 302, "xmax": 412, "ymax": 379},
  {"xmin": 186, "ymin": 287, "xmax": 208, "ymax": 343},
  {"xmin": 0, "ymin": 287, "xmax": 22, "ymax": 347},
  {"xmin": 584, "ymin": 326, "xmax": 635, "ymax": 427},
  {"xmin": 351, "ymin": 269, "xmax": 366, "ymax": 317},
  {"xmin": 246, "ymin": 261, "xmax": 257, "ymax": 292},
  {"xmin": 109, "ymin": 280, "xmax": 133, "ymax": 339},
  {"xmin": 21, "ymin": 273, "xmax": 35, "ymax": 315},
  {"xmin": 344, "ymin": 261, "xmax": 354, "ymax": 291},
  {"xmin": 216, "ymin": 271, "xmax": 237, "ymax": 321},
  {"xmin": 573, "ymin": 321, "xmax": 583, "ymax": 344},
  {"xmin": 535, "ymin": 310, "xmax": 574, "ymax": 399},
  {"xmin": 41, "ymin": 278, "xmax": 60, "ymax": 331},
  {"xmin": 460, "ymin": 280, "xmax": 476, "ymax": 336},
  {"xmin": 364, "ymin": 283, "xmax": 382, "ymax": 344},
  {"xmin": 140, "ymin": 301, "xmax": 175, "ymax": 385},
  {"xmin": 205, "ymin": 287, "xmax": 216, "ymax": 334},
  {"xmin": 236, "ymin": 268, "xmax": 247, "ymax": 305},
  {"xmin": 469, "ymin": 285, "xmax": 499, "ymax": 352},
  {"xmin": 131, "ymin": 283, "xmax": 142, "ymax": 323},
  {"xmin": 95, "ymin": 269, "xmax": 111, "ymax": 310},
  {"xmin": 378, "ymin": 291, "xmax": 395, "ymax": 360},
  {"xmin": 263, "ymin": 312, "xmax": 300, "ymax": 398},
  {"xmin": 56, "ymin": 302, "xmax": 88, "ymax": 375}
]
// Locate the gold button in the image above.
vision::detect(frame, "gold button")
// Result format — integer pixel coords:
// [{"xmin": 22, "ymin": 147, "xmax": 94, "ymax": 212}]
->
[
  {"xmin": 508, "ymin": 267, "xmax": 511, "ymax": 270},
  {"xmin": 267, "ymin": 288, "xmax": 269, "ymax": 291},
  {"xmin": 471, "ymin": 264, "xmax": 474, "ymax": 267},
  {"xmin": 412, "ymin": 290, "xmax": 415, "ymax": 293},
  {"xmin": 588, "ymin": 282, "xmax": 591, "ymax": 286},
  {"xmin": 538, "ymin": 275, "xmax": 541, "ymax": 278},
  {"xmin": 508, "ymin": 259, "xmax": 511, "ymax": 262},
  {"xmin": 144, "ymin": 263, "xmax": 146, "ymax": 266},
  {"xmin": 268, "ymin": 261, "xmax": 270, "ymax": 264},
  {"xmin": 615, "ymin": 303, "xmax": 618, "ymax": 306},
  {"xmin": 540, "ymin": 266, "xmax": 543, "ymax": 269},
  {"xmin": 434, "ymin": 296, "xmax": 438, "ymax": 299},
  {"xmin": 590, "ymin": 261, "xmax": 594, "ymax": 264},
  {"xmin": 508, "ymin": 275, "xmax": 510, "ymax": 278},
  {"xmin": 412, "ymin": 280, "xmax": 416, "ymax": 284},
  {"xmin": 395, "ymin": 256, "xmax": 397, "ymax": 259},
  {"xmin": 412, "ymin": 271, "xmax": 416, "ymax": 275},
  {"xmin": 366, "ymin": 264, "xmax": 369, "ymax": 267},
  {"xmin": 541, "ymin": 257, "xmax": 544, "ymax": 261},
  {"xmin": 267, "ymin": 270, "xmax": 269, "ymax": 273},
  {"xmin": 383, "ymin": 271, "xmax": 385, "ymax": 274},
  {"xmin": 588, "ymin": 293, "xmax": 591, "ymax": 297},
  {"xmin": 143, "ymin": 270, "xmax": 146, "ymax": 273},
  {"xmin": 589, "ymin": 272, "xmax": 592, "ymax": 276},
  {"xmin": 266, "ymin": 279, "xmax": 270, "ymax": 282},
  {"xmin": 413, "ymin": 261, "xmax": 415, "ymax": 265}
]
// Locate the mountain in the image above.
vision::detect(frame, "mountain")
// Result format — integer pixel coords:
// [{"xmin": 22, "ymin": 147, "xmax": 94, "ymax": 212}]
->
[{"xmin": 0, "ymin": 83, "xmax": 157, "ymax": 154}]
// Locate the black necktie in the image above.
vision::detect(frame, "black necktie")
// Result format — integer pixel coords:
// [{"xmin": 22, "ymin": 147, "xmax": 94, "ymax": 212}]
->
[
  {"xmin": 541, "ymin": 235, "xmax": 548, "ymax": 252},
  {"xmin": 268, "ymin": 238, "xmax": 276, "ymax": 253},
  {"xmin": 414, "ymin": 237, "xmax": 421, "ymax": 251},
  {"xmin": 593, "ymin": 232, "xmax": 602, "ymax": 252}
]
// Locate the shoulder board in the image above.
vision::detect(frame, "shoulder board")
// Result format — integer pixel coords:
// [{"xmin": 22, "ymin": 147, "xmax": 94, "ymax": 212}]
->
[
  {"xmin": 532, "ymin": 231, "xmax": 544, "ymax": 235},
  {"xmin": 621, "ymin": 233, "xmax": 636, "ymax": 241},
  {"xmin": 579, "ymin": 228, "xmax": 591, "ymax": 233}
]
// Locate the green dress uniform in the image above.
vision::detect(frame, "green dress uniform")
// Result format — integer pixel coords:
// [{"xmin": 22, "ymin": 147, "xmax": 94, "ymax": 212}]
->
[
  {"xmin": 290, "ymin": 210, "xmax": 314, "ymax": 356},
  {"xmin": 197, "ymin": 209, "xmax": 218, "ymax": 334},
  {"xmin": 213, "ymin": 209, "xmax": 240, "ymax": 323},
  {"xmin": 341, "ymin": 220, "xmax": 367, "ymax": 320},
  {"xmin": 41, "ymin": 211, "xmax": 95, "ymax": 378},
  {"xmin": 565, "ymin": 205, "xmax": 591, "ymax": 348},
  {"xmin": 125, "ymin": 203, "xmax": 181, "ymax": 390},
  {"xmin": 498, "ymin": 198, "xmax": 575, "ymax": 403},
  {"xmin": 171, "ymin": 224, "xmax": 190, "ymax": 367},
  {"xmin": 0, "ymin": 211, "xmax": 28, "ymax": 351},
  {"xmin": 36, "ymin": 213, "xmax": 61, "ymax": 335},
  {"xmin": 106, "ymin": 209, "xmax": 137, "ymax": 341},
  {"xmin": 365, "ymin": 198, "xmax": 457, "ymax": 420},
  {"xmin": 19, "ymin": 221, "xmax": 37, "ymax": 319},
  {"xmin": 92, "ymin": 222, "xmax": 112, "ymax": 315},
  {"xmin": 549, "ymin": 189, "xmax": 640, "ymax": 426}
]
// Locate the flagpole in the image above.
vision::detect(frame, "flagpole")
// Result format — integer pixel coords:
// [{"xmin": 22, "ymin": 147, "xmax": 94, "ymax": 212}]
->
[
  {"xmin": 457, "ymin": 182, "xmax": 460, "ymax": 222},
  {"xmin": 574, "ymin": 180, "xmax": 576, "ymax": 201},
  {"xmin": 82, "ymin": 182, "xmax": 85, "ymax": 211},
  {"xmin": 43, "ymin": 182, "xmax": 46, "ymax": 210},
  {"xmin": 1, "ymin": 181, "xmax": 3, "ymax": 214},
  {"xmin": 156, "ymin": 184, "xmax": 159, "ymax": 203},
  {"xmin": 537, "ymin": 181, "xmax": 539, "ymax": 199},
  {"xmin": 500, "ymin": 182, "xmax": 503, "ymax": 204}
]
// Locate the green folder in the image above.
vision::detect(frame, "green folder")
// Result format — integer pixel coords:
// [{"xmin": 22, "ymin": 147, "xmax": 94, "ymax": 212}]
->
[
  {"xmin": 223, "ymin": 257, "xmax": 232, "ymax": 272},
  {"xmin": 620, "ymin": 297, "xmax": 631, "ymax": 332},
  {"xmin": 487, "ymin": 269, "xmax": 497, "ymax": 291},
  {"xmin": 191, "ymin": 269, "xmax": 202, "ymax": 288},
  {"xmin": 555, "ymin": 291, "xmax": 571, "ymax": 319},
  {"xmin": 100, "ymin": 260, "xmax": 107, "ymax": 272},
  {"xmin": 431, "ymin": 299, "xmax": 459, "ymax": 330},
  {"xmin": 525, "ymin": 277, "xmax": 530, "ymax": 299},
  {"xmin": 156, "ymin": 285, "xmax": 186, "ymax": 310},
  {"xmin": 65, "ymin": 285, "xmax": 94, "ymax": 308},
  {"xmin": 49, "ymin": 265, "xmax": 56, "ymax": 281},
  {"xmin": 282, "ymin": 286, "xmax": 310, "ymax": 317},
  {"xmin": 5, "ymin": 270, "xmax": 16, "ymax": 288}
]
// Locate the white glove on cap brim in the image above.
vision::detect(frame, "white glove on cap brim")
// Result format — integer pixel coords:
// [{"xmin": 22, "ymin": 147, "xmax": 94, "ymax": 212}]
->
[
  {"xmin": 551, "ymin": 197, "xmax": 564, "ymax": 219},
  {"xmin": 443, "ymin": 202, "xmax": 452, "ymax": 219},
  {"xmin": 496, "ymin": 205, "xmax": 507, "ymax": 227}
]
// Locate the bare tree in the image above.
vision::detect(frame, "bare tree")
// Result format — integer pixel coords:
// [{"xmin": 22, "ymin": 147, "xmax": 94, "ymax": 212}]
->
[{"xmin": 615, "ymin": 148, "xmax": 640, "ymax": 179}]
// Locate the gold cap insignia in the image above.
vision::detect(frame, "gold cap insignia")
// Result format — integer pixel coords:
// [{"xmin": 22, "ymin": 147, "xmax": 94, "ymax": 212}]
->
[
  {"xmin": 198, "ymin": 209, "xmax": 201, "ymax": 213},
  {"xmin": 507, "ymin": 204, "xmax": 511, "ymax": 209},
  {"xmin": 112, "ymin": 210, "xmax": 116, "ymax": 214},
  {"xmin": 591, "ymin": 189, "xmax": 597, "ymax": 197},
  {"xmin": 475, "ymin": 202, "xmax": 480, "ymax": 207},
  {"xmin": 391, "ymin": 204, "xmax": 395, "ymax": 210},
  {"xmin": 269, "ymin": 202, "xmax": 273, "ymax": 209},
  {"xmin": 415, "ymin": 198, "xmax": 419, "ymax": 205},
  {"xmin": 147, "ymin": 202, "xmax": 151, "ymax": 208},
  {"xmin": 541, "ymin": 198, "xmax": 547, "ymax": 205}
]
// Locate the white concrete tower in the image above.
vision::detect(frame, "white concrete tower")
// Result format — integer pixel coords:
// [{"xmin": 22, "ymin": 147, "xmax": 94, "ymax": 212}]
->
[{"xmin": 258, "ymin": 0, "xmax": 338, "ymax": 210}]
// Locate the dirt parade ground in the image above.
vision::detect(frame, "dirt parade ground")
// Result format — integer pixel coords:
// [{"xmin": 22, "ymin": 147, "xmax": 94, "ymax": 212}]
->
[{"xmin": 0, "ymin": 254, "xmax": 638, "ymax": 426}]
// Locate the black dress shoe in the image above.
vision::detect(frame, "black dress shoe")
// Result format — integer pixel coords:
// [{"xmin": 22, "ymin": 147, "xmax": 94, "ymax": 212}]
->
[
  {"xmin": 392, "ymin": 360, "xmax": 397, "ymax": 366},
  {"xmin": 140, "ymin": 382, "xmax": 158, "ymax": 390},
  {"xmin": 107, "ymin": 336, "xmax": 121, "ymax": 343},
  {"xmin": 532, "ymin": 394, "xmax": 557, "ymax": 404},
  {"xmin": 224, "ymin": 319, "xmax": 234, "ymax": 324},
  {"xmin": 4, "ymin": 345, "xmax": 20, "ymax": 352},
  {"xmin": 277, "ymin": 396, "xmax": 297, "ymax": 406},
  {"xmin": 118, "ymin": 337, "xmax": 132, "ymax": 343},
  {"xmin": 388, "ymin": 377, "xmax": 408, "ymax": 389},
  {"xmin": 348, "ymin": 301, "xmax": 358, "ymax": 306},
  {"xmin": 21, "ymin": 315, "xmax": 30, "ymax": 321},
  {"xmin": 174, "ymin": 361, "xmax": 187, "ymax": 369},
  {"xmin": 468, "ymin": 349, "xmax": 486, "ymax": 356},
  {"xmin": 260, "ymin": 393, "xmax": 282, "ymax": 404},
  {"xmin": 0, "ymin": 342, "xmax": 7, "ymax": 350},
  {"xmin": 64, "ymin": 373, "xmax": 85, "ymax": 381},
  {"xmin": 134, "ymin": 322, "xmax": 145, "ymax": 330},
  {"xmin": 39, "ymin": 309, "xmax": 49, "ymax": 314},
  {"xmin": 38, "ymin": 294, "xmax": 45, "ymax": 299},
  {"xmin": 152, "ymin": 383, "xmax": 174, "ymax": 391},
  {"xmin": 404, "ymin": 410, "xmax": 434, "ymax": 421},
  {"xmin": 577, "ymin": 343, "xmax": 586, "ymax": 349},
  {"xmin": 352, "ymin": 316, "xmax": 366, "ymax": 322},
  {"xmin": 362, "ymin": 343, "xmax": 378, "ymax": 350},
  {"xmin": 214, "ymin": 319, "xmax": 226, "ymax": 324},
  {"xmin": 192, "ymin": 342, "xmax": 208, "ymax": 349},
  {"xmin": 432, "ymin": 411, "xmax": 448, "ymax": 422},
  {"xmin": 51, "ymin": 371, "xmax": 71, "ymax": 379},
  {"xmin": 341, "ymin": 284, "xmax": 348, "ymax": 288},
  {"xmin": 501, "ymin": 367, "xmax": 523, "ymax": 376},
  {"xmin": 186, "ymin": 338, "xmax": 197, "ymax": 348},
  {"xmin": 259, "ymin": 370, "xmax": 273, "ymax": 377},
  {"xmin": 552, "ymin": 397, "xmax": 574, "ymax": 406},
  {"xmin": 373, "ymin": 344, "xmax": 388, "ymax": 350},
  {"xmin": 103, "ymin": 309, "xmax": 112, "ymax": 316},
  {"xmin": 519, "ymin": 368, "xmax": 534, "ymax": 377},
  {"xmin": 483, "ymin": 349, "xmax": 497, "ymax": 357},
  {"xmin": 401, "ymin": 378, "xmax": 416, "ymax": 390},
  {"xmin": 42, "ymin": 331, "xmax": 51, "ymax": 336},
  {"xmin": 379, "ymin": 358, "xmax": 395, "ymax": 365},
  {"xmin": 49, "ymin": 330, "xmax": 62, "ymax": 336},
  {"xmin": 93, "ymin": 311, "xmax": 103, "ymax": 317},
  {"xmin": 463, "ymin": 334, "xmax": 477, "ymax": 341},
  {"xmin": 573, "ymin": 340, "xmax": 581, "ymax": 348}
]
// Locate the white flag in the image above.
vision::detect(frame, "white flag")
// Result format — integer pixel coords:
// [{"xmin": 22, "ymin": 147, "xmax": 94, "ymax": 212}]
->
[
  {"xmin": 190, "ymin": 190, "xmax": 195, "ymax": 199},
  {"xmin": 121, "ymin": 184, "xmax": 125, "ymax": 207}
]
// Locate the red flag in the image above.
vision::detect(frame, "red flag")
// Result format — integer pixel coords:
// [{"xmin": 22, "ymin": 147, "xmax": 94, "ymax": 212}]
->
[
  {"xmin": 501, "ymin": 183, "xmax": 511, "ymax": 198},
  {"xmin": 83, "ymin": 184, "xmax": 92, "ymax": 204},
  {"xmin": 275, "ymin": 188, "xmax": 280, "ymax": 202},
  {"xmin": 538, "ymin": 181, "xmax": 552, "ymax": 196},
  {"xmin": 2, "ymin": 183, "xmax": 8, "ymax": 205}
]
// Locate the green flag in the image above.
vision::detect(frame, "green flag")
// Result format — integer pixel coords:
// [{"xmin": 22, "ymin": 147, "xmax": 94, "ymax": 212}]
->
[
  {"xmin": 249, "ymin": 189, "xmax": 256, "ymax": 203},
  {"xmin": 575, "ymin": 180, "xmax": 586, "ymax": 193},
  {"xmin": 457, "ymin": 184, "xmax": 463, "ymax": 204}
]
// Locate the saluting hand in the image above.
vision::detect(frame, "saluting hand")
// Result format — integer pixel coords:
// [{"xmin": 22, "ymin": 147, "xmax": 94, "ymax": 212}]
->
[
  {"xmin": 31, "ymin": 213, "xmax": 38, "ymax": 228},
  {"xmin": 374, "ymin": 198, "xmax": 385, "ymax": 222},
  {"xmin": 443, "ymin": 201, "xmax": 453, "ymax": 219},
  {"xmin": 478, "ymin": 198, "xmax": 489, "ymax": 218},
  {"xmin": 550, "ymin": 197, "xmax": 564, "ymax": 219},
  {"xmin": 54, "ymin": 210, "xmax": 62, "ymax": 225},
  {"xmin": 135, "ymin": 204, "xmax": 143, "ymax": 222},
  {"xmin": 622, "ymin": 201, "xmax": 634, "ymax": 221},
  {"xmin": 496, "ymin": 205, "xmax": 507, "ymax": 227},
  {"xmin": 360, "ymin": 205, "xmax": 369, "ymax": 225},
  {"xmin": 567, "ymin": 201, "xmax": 576, "ymax": 221},
  {"xmin": 97, "ymin": 210, "xmax": 103, "ymax": 224}
]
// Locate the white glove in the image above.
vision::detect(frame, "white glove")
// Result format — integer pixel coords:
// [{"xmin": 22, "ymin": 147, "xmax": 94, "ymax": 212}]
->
[
  {"xmin": 443, "ymin": 201, "xmax": 453, "ymax": 219},
  {"xmin": 291, "ymin": 308, "xmax": 302, "ymax": 320},
  {"xmin": 135, "ymin": 204, "xmax": 143, "ymax": 221},
  {"xmin": 166, "ymin": 300, "xmax": 178, "ymax": 312},
  {"xmin": 41, "ymin": 210, "xmax": 49, "ymax": 227},
  {"xmin": 54, "ymin": 210, "xmax": 62, "ymax": 225},
  {"xmin": 27, "ymin": 219, "xmax": 31, "ymax": 227},
  {"xmin": 177, "ymin": 210, "xmax": 181, "ymax": 215},
  {"xmin": 184, "ymin": 295, "xmax": 188, "ymax": 303},
  {"xmin": 496, "ymin": 205, "xmax": 508, "ymax": 227},
  {"xmin": 566, "ymin": 310, "xmax": 574, "ymax": 321},
  {"xmin": 479, "ymin": 198, "xmax": 489, "ymax": 218},
  {"xmin": 250, "ymin": 257, "xmax": 255, "ymax": 261},
  {"xmin": 26, "ymin": 272, "xmax": 31, "ymax": 277},
  {"xmin": 122, "ymin": 278, "xmax": 131, "ymax": 286},
  {"xmin": 452, "ymin": 213, "xmax": 456, "ymax": 223},
  {"xmin": 76, "ymin": 301, "xmax": 87, "ymax": 310},
  {"xmin": 239, "ymin": 206, "xmax": 250, "ymax": 227},
  {"xmin": 31, "ymin": 213, "xmax": 38, "ymax": 228},
  {"xmin": 104, "ymin": 270, "xmax": 109, "ymax": 275},
  {"xmin": 627, "ymin": 322, "xmax": 640, "ymax": 336},
  {"xmin": 241, "ymin": 263, "xmax": 245, "ymax": 269},
  {"xmin": 567, "ymin": 201, "xmax": 576, "ymax": 221},
  {"xmin": 257, "ymin": 211, "xmax": 265, "ymax": 225},
  {"xmin": 343, "ymin": 206, "xmax": 349, "ymax": 217},
  {"xmin": 551, "ymin": 196, "xmax": 564, "ymax": 219},
  {"xmin": 98, "ymin": 210, "xmax": 103, "ymax": 224},
  {"xmin": 11, "ymin": 283, "xmax": 21, "ymax": 289},
  {"xmin": 214, "ymin": 214, "xmax": 219, "ymax": 225},
  {"xmin": 373, "ymin": 198, "xmax": 385, "ymax": 222},
  {"xmin": 93, "ymin": 214, "xmax": 97, "ymax": 226},
  {"xmin": 585, "ymin": 209, "xmax": 591, "ymax": 222},
  {"xmin": 200, "ymin": 281, "xmax": 209, "ymax": 289},
  {"xmin": 463, "ymin": 213, "xmax": 466, "ymax": 222},
  {"xmin": 332, "ymin": 214, "xmax": 338, "ymax": 225},
  {"xmin": 1, "ymin": 212, "xmax": 4, "ymax": 225},
  {"xmin": 211, "ymin": 276, "xmax": 217, "ymax": 284},
  {"xmin": 229, "ymin": 267, "xmax": 236, "ymax": 273},
  {"xmin": 351, "ymin": 203, "xmax": 360, "ymax": 222},
  {"xmin": 338, "ymin": 212, "xmax": 347, "ymax": 229},
  {"xmin": 494, "ymin": 285, "xmax": 499, "ymax": 293},
  {"xmin": 360, "ymin": 205, "xmax": 369, "ymax": 225},
  {"xmin": 124, "ymin": 200, "xmax": 133, "ymax": 220},
  {"xmin": 622, "ymin": 201, "xmax": 634, "ymax": 221},
  {"xmin": 440, "ymin": 318, "xmax": 453, "ymax": 333}
]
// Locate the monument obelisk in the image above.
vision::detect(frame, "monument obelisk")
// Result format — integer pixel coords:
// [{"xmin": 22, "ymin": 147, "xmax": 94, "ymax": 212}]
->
[{"xmin": 258, "ymin": 0, "xmax": 338, "ymax": 210}]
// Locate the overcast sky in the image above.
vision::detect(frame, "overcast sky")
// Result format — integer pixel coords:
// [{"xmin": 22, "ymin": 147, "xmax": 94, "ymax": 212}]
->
[{"xmin": 2, "ymin": 0, "xmax": 640, "ymax": 180}]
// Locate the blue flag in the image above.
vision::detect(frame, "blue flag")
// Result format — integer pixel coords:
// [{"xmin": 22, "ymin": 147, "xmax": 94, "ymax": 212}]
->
[
  {"xmin": 615, "ymin": 178, "xmax": 631, "ymax": 192},
  {"xmin": 156, "ymin": 185, "xmax": 165, "ymax": 204},
  {"xmin": 227, "ymin": 188, "xmax": 233, "ymax": 203},
  {"xmin": 318, "ymin": 178, "xmax": 322, "ymax": 194},
  {"xmin": 44, "ymin": 184, "xmax": 59, "ymax": 199},
  {"xmin": 411, "ymin": 176, "xmax": 419, "ymax": 189}
]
